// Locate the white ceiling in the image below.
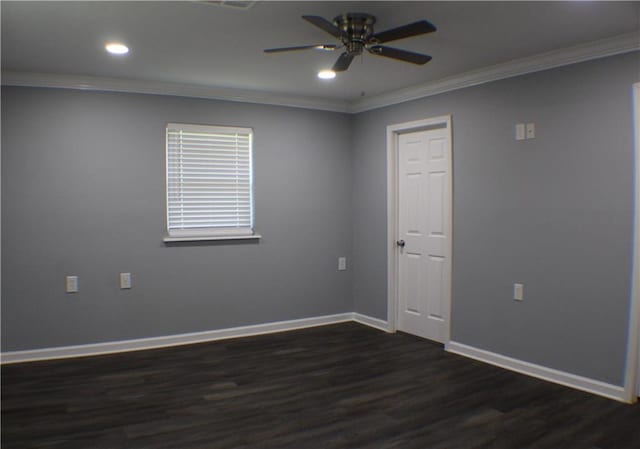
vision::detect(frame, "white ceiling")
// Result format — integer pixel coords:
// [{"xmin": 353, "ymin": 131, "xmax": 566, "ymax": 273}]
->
[{"xmin": 2, "ymin": 1, "xmax": 639, "ymax": 111}]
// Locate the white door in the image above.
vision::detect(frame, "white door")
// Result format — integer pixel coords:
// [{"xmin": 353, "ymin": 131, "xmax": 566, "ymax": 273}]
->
[{"xmin": 396, "ymin": 127, "xmax": 451, "ymax": 343}]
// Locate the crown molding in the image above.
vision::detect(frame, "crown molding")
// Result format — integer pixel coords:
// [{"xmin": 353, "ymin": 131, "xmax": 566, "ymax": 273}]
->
[
  {"xmin": 3, "ymin": 32, "xmax": 638, "ymax": 114},
  {"xmin": 0, "ymin": 71, "xmax": 351, "ymax": 113},
  {"xmin": 349, "ymin": 32, "xmax": 640, "ymax": 113}
]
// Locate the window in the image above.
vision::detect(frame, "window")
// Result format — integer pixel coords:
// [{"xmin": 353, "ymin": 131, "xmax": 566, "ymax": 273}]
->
[{"xmin": 164, "ymin": 123, "xmax": 257, "ymax": 241}]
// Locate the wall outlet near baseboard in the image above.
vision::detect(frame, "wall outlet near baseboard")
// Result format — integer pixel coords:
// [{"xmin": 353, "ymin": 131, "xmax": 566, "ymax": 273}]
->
[
  {"xmin": 66, "ymin": 276, "xmax": 78, "ymax": 293},
  {"xmin": 513, "ymin": 283, "xmax": 524, "ymax": 301},
  {"xmin": 120, "ymin": 272, "xmax": 132, "ymax": 289}
]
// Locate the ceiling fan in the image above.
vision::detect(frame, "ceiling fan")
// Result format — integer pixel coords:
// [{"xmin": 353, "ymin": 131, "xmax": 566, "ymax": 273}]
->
[{"xmin": 264, "ymin": 13, "xmax": 437, "ymax": 73}]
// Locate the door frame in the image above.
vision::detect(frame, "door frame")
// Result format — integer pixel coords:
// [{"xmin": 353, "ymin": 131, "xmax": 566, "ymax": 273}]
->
[
  {"xmin": 386, "ymin": 115, "xmax": 453, "ymax": 340},
  {"xmin": 624, "ymin": 83, "xmax": 640, "ymax": 402}
]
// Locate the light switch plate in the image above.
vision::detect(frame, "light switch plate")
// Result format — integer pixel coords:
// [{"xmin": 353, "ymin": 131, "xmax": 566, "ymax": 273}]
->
[
  {"xmin": 338, "ymin": 257, "xmax": 347, "ymax": 271},
  {"xmin": 515, "ymin": 123, "xmax": 526, "ymax": 141}
]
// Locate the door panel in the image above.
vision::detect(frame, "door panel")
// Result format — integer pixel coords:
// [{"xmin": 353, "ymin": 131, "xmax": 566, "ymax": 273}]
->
[
  {"xmin": 397, "ymin": 128, "xmax": 451, "ymax": 343},
  {"xmin": 426, "ymin": 255, "xmax": 445, "ymax": 319},
  {"xmin": 405, "ymin": 253, "xmax": 423, "ymax": 314}
]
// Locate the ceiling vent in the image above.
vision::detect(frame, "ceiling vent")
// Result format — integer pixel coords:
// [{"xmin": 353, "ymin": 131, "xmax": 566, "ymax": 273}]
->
[{"xmin": 201, "ymin": 1, "xmax": 257, "ymax": 10}]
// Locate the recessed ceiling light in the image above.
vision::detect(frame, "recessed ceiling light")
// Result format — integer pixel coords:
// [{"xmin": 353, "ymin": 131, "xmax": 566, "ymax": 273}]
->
[
  {"xmin": 105, "ymin": 42, "xmax": 129, "ymax": 55},
  {"xmin": 318, "ymin": 70, "xmax": 336, "ymax": 80}
]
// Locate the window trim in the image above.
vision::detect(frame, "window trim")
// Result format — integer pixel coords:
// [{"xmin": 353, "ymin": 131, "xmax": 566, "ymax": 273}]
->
[
  {"xmin": 163, "ymin": 233, "xmax": 261, "ymax": 243},
  {"xmin": 163, "ymin": 122, "xmax": 260, "ymax": 242}
]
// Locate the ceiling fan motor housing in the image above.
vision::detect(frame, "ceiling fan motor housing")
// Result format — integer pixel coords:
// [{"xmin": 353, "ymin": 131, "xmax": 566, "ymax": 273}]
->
[{"xmin": 333, "ymin": 13, "xmax": 376, "ymax": 55}]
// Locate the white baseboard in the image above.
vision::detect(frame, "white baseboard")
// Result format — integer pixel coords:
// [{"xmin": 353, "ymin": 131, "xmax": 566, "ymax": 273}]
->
[
  {"xmin": 2, "ymin": 317, "xmax": 628, "ymax": 403},
  {"xmin": 352, "ymin": 313, "xmax": 391, "ymax": 332},
  {"xmin": 1, "ymin": 313, "xmax": 354, "ymax": 364},
  {"xmin": 446, "ymin": 341, "xmax": 628, "ymax": 403},
  {"xmin": 0, "ymin": 312, "xmax": 389, "ymax": 365}
]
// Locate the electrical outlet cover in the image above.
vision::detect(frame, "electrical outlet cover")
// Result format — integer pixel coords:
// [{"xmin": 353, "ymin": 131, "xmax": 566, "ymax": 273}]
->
[
  {"xmin": 66, "ymin": 275, "xmax": 78, "ymax": 293},
  {"xmin": 120, "ymin": 272, "xmax": 132, "ymax": 289}
]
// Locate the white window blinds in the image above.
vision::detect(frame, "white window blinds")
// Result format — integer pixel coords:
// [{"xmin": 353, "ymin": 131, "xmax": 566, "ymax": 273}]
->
[{"xmin": 166, "ymin": 123, "xmax": 254, "ymax": 239}]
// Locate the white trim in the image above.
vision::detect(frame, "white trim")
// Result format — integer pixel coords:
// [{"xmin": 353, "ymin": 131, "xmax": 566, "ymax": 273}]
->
[
  {"xmin": 624, "ymin": 82, "xmax": 640, "ymax": 402},
  {"xmin": 0, "ymin": 71, "xmax": 350, "ymax": 113},
  {"xmin": 446, "ymin": 341, "xmax": 628, "ymax": 403},
  {"xmin": 163, "ymin": 233, "xmax": 262, "ymax": 243},
  {"xmin": 352, "ymin": 313, "xmax": 391, "ymax": 333},
  {"xmin": 387, "ymin": 127, "xmax": 397, "ymax": 334},
  {"xmin": 167, "ymin": 123, "xmax": 252, "ymax": 135},
  {"xmin": 1, "ymin": 313, "xmax": 631, "ymax": 403},
  {"xmin": 0, "ymin": 313, "xmax": 390, "ymax": 365},
  {"xmin": 3, "ymin": 33, "xmax": 637, "ymax": 115},
  {"xmin": 0, "ymin": 313, "xmax": 353, "ymax": 364},
  {"xmin": 386, "ymin": 116, "xmax": 453, "ymax": 342},
  {"xmin": 351, "ymin": 32, "xmax": 639, "ymax": 113}
]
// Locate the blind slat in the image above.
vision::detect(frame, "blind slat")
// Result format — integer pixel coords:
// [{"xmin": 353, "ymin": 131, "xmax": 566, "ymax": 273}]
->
[
  {"xmin": 169, "ymin": 159, "xmax": 249, "ymax": 164},
  {"xmin": 170, "ymin": 218, "xmax": 252, "ymax": 225}
]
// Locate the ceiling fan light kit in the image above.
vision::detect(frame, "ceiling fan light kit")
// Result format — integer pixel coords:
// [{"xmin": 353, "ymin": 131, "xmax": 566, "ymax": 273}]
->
[
  {"xmin": 264, "ymin": 12, "xmax": 436, "ymax": 74},
  {"xmin": 317, "ymin": 70, "xmax": 336, "ymax": 80}
]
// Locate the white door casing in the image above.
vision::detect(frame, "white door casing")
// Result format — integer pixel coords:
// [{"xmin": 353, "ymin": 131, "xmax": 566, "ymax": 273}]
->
[
  {"xmin": 625, "ymin": 82, "xmax": 640, "ymax": 402},
  {"xmin": 387, "ymin": 116, "xmax": 452, "ymax": 343}
]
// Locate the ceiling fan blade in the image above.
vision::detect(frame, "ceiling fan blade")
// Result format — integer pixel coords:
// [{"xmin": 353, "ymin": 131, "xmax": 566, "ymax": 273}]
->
[
  {"xmin": 264, "ymin": 44, "xmax": 338, "ymax": 53},
  {"xmin": 302, "ymin": 15, "xmax": 342, "ymax": 39},
  {"xmin": 372, "ymin": 20, "xmax": 437, "ymax": 44},
  {"xmin": 332, "ymin": 52, "xmax": 356, "ymax": 72},
  {"xmin": 369, "ymin": 46, "xmax": 432, "ymax": 65}
]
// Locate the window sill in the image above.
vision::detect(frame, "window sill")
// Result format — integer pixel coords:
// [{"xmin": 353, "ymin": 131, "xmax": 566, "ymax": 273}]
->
[{"xmin": 163, "ymin": 234, "xmax": 262, "ymax": 243}]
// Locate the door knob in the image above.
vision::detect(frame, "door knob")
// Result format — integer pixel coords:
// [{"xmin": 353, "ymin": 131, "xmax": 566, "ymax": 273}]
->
[{"xmin": 396, "ymin": 240, "xmax": 405, "ymax": 248}]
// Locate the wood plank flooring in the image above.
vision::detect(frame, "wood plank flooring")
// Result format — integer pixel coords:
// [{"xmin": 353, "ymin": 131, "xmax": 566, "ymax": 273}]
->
[{"xmin": 2, "ymin": 322, "xmax": 639, "ymax": 449}]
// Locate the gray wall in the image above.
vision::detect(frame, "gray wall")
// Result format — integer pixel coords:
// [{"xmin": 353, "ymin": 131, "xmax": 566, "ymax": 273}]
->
[
  {"xmin": 352, "ymin": 52, "xmax": 639, "ymax": 386},
  {"xmin": 1, "ymin": 88, "xmax": 353, "ymax": 351},
  {"xmin": 2, "ymin": 52, "xmax": 638, "ymax": 388}
]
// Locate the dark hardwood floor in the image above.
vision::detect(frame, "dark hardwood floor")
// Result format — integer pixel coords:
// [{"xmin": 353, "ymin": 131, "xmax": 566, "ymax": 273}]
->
[{"xmin": 2, "ymin": 322, "xmax": 639, "ymax": 449}]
